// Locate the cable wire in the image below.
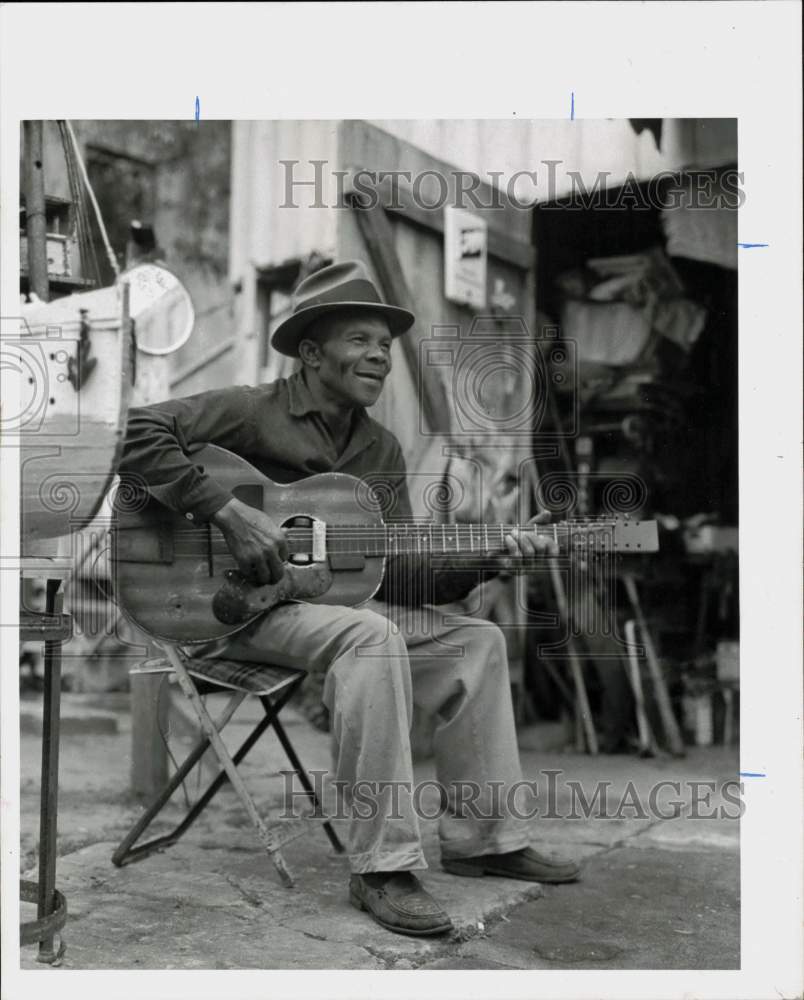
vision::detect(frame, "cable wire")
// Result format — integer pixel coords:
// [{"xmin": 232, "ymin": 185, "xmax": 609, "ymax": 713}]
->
[{"xmin": 62, "ymin": 120, "xmax": 120, "ymax": 280}]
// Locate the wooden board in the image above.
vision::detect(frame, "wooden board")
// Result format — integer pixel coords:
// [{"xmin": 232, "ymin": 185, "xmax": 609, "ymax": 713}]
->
[{"xmin": 12, "ymin": 283, "xmax": 133, "ymax": 553}]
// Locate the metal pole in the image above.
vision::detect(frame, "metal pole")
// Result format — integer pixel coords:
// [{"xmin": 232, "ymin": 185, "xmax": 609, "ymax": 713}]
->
[
  {"xmin": 23, "ymin": 121, "xmax": 49, "ymax": 302},
  {"xmin": 37, "ymin": 579, "xmax": 63, "ymax": 960}
]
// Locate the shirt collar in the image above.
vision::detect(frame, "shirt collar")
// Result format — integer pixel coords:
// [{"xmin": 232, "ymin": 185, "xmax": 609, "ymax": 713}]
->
[
  {"xmin": 336, "ymin": 406, "xmax": 378, "ymax": 467},
  {"xmin": 286, "ymin": 368, "xmax": 320, "ymax": 417},
  {"xmin": 286, "ymin": 369, "xmax": 378, "ymax": 459}
]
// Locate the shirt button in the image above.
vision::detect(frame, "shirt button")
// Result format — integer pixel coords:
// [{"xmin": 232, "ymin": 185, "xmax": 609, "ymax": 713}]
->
[{"xmin": 185, "ymin": 512, "xmax": 194, "ymax": 521}]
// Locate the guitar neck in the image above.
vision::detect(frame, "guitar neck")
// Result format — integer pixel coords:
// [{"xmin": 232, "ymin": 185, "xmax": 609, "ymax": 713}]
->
[
  {"xmin": 376, "ymin": 523, "xmax": 561, "ymax": 557},
  {"xmin": 284, "ymin": 520, "xmax": 634, "ymax": 559}
]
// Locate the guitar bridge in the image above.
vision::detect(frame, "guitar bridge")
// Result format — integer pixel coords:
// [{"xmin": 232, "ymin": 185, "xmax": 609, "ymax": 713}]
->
[{"xmin": 311, "ymin": 517, "xmax": 327, "ymax": 562}]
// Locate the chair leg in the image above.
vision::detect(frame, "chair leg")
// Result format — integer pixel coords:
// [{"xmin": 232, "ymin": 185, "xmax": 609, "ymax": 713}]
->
[
  {"xmin": 260, "ymin": 694, "xmax": 345, "ymax": 855},
  {"xmin": 114, "ymin": 690, "xmax": 248, "ymax": 866},
  {"xmin": 162, "ymin": 645, "xmax": 301, "ymax": 888}
]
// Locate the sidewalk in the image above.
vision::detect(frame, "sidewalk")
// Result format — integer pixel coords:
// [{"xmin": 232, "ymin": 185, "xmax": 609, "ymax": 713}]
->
[{"xmin": 18, "ymin": 692, "xmax": 739, "ymax": 970}]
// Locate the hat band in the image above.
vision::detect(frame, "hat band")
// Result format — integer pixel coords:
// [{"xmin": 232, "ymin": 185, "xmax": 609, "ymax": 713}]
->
[{"xmin": 297, "ymin": 278, "xmax": 383, "ymax": 312}]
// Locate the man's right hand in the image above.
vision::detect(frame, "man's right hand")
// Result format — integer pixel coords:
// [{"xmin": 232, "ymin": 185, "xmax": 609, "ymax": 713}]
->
[{"xmin": 211, "ymin": 498, "xmax": 288, "ymax": 584}]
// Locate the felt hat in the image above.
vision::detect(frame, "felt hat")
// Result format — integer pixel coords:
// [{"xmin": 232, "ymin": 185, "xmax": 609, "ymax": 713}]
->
[{"xmin": 270, "ymin": 260, "xmax": 415, "ymax": 357}]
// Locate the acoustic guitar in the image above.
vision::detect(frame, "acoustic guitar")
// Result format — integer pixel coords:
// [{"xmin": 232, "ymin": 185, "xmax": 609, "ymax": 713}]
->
[{"xmin": 112, "ymin": 444, "xmax": 659, "ymax": 643}]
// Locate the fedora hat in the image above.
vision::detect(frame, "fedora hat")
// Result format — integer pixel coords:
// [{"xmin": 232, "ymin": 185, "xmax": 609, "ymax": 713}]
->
[{"xmin": 270, "ymin": 260, "xmax": 415, "ymax": 357}]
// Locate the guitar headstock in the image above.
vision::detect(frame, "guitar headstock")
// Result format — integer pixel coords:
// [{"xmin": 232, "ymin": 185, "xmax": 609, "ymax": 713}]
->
[
  {"xmin": 611, "ymin": 516, "xmax": 659, "ymax": 553},
  {"xmin": 564, "ymin": 516, "xmax": 659, "ymax": 554}
]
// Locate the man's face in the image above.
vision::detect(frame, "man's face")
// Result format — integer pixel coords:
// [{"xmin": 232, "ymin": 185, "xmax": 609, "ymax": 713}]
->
[{"xmin": 307, "ymin": 312, "xmax": 393, "ymax": 409}]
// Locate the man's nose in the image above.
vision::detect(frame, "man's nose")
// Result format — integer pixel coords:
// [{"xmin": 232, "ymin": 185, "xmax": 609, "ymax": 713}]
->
[{"xmin": 366, "ymin": 344, "xmax": 390, "ymax": 367}]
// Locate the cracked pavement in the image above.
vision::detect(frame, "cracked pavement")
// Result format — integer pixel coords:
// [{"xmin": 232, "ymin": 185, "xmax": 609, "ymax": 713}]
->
[{"xmin": 18, "ymin": 691, "xmax": 739, "ymax": 970}]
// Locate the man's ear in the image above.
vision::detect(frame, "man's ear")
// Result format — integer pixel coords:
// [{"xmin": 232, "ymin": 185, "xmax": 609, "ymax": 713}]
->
[{"xmin": 297, "ymin": 337, "xmax": 321, "ymax": 368}]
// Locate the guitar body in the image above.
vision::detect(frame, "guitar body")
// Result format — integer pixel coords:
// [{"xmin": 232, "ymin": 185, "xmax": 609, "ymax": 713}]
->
[
  {"xmin": 112, "ymin": 445, "xmax": 385, "ymax": 643},
  {"xmin": 112, "ymin": 444, "xmax": 659, "ymax": 644}
]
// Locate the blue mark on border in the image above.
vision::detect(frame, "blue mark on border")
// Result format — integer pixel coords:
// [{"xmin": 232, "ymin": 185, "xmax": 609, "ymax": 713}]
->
[
  {"xmin": 739, "ymin": 772, "xmax": 766, "ymax": 778},
  {"xmin": 737, "ymin": 243, "xmax": 768, "ymax": 248},
  {"xmin": 570, "ymin": 92, "xmax": 575, "ymax": 120},
  {"xmin": 195, "ymin": 96, "xmax": 200, "ymax": 122}
]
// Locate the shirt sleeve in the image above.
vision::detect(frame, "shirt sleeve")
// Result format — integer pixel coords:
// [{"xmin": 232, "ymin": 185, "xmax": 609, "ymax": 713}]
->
[
  {"xmin": 373, "ymin": 437, "xmax": 498, "ymax": 606},
  {"xmin": 118, "ymin": 386, "xmax": 259, "ymax": 522}
]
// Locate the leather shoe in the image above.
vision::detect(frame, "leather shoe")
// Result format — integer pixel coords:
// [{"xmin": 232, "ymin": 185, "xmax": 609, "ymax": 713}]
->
[
  {"xmin": 349, "ymin": 871, "xmax": 453, "ymax": 937},
  {"xmin": 442, "ymin": 846, "xmax": 581, "ymax": 883}
]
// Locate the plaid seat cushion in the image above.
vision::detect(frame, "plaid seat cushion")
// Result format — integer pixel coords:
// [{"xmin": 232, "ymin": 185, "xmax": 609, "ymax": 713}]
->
[{"xmin": 132, "ymin": 656, "xmax": 305, "ymax": 697}]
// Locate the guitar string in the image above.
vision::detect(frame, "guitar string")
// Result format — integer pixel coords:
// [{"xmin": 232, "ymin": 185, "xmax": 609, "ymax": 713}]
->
[
  {"xmin": 150, "ymin": 522, "xmax": 618, "ymax": 540},
  {"xmin": 134, "ymin": 524, "xmax": 620, "ymax": 553}
]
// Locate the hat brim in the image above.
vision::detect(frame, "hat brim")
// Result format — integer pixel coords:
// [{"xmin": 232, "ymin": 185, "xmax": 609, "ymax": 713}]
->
[{"xmin": 270, "ymin": 301, "xmax": 415, "ymax": 357}]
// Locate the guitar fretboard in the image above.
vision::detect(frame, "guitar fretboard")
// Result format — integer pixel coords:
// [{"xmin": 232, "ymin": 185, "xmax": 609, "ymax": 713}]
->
[{"xmin": 281, "ymin": 521, "xmax": 615, "ymax": 557}]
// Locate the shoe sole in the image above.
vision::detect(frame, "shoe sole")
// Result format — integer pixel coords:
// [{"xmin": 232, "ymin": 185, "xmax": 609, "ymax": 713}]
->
[
  {"xmin": 349, "ymin": 888, "xmax": 453, "ymax": 937},
  {"xmin": 442, "ymin": 859, "xmax": 579, "ymax": 883}
]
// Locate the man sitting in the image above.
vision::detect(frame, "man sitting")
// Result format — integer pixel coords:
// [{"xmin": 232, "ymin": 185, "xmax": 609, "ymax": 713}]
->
[{"xmin": 119, "ymin": 260, "xmax": 580, "ymax": 937}]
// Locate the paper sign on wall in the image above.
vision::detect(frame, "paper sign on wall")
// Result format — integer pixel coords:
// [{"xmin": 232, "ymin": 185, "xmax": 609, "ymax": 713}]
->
[{"xmin": 444, "ymin": 206, "xmax": 487, "ymax": 309}]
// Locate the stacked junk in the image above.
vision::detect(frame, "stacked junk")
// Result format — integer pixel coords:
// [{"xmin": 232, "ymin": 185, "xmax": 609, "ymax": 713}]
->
[{"xmin": 535, "ymin": 245, "xmax": 738, "ymax": 755}]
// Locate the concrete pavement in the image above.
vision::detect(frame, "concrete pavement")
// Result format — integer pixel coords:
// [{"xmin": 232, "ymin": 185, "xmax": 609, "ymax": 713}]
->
[{"xmin": 18, "ymin": 691, "xmax": 739, "ymax": 970}]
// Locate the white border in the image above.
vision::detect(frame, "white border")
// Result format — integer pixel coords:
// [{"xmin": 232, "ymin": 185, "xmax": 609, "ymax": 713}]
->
[{"xmin": 2, "ymin": 3, "xmax": 802, "ymax": 999}]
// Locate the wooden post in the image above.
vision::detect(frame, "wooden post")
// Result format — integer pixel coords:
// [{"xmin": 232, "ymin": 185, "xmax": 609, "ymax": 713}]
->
[
  {"xmin": 525, "ymin": 461, "xmax": 598, "ymax": 753},
  {"xmin": 624, "ymin": 619, "xmax": 659, "ymax": 756},
  {"xmin": 622, "ymin": 572, "xmax": 685, "ymax": 757},
  {"xmin": 23, "ymin": 120, "xmax": 49, "ymax": 302},
  {"xmin": 548, "ymin": 558, "xmax": 599, "ymax": 755},
  {"xmin": 130, "ymin": 673, "xmax": 169, "ymax": 799},
  {"xmin": 345, "ymin": 191, "xmax": 452, "ymax": 433},
  {"xmin": 125, "ymin": 268, "xmax": 175, "ymax": 797}
]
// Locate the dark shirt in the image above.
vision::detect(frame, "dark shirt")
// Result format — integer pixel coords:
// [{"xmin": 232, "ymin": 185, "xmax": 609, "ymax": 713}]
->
[{"xmin": 119, "ymin": 369, "xmax": 485, "ymax": 605}]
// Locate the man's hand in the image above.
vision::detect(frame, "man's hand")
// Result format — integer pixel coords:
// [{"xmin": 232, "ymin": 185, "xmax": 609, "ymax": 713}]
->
[
  {"xmin": 211, "ymin": 498, "xmax": 289, "ymax": 584},
  {"xmin": 503, "ymin": 509, "xmax": 559, "ymax": 560}
]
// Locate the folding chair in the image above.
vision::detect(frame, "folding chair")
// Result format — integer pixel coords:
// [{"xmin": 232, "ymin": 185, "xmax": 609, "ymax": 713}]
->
[{"xmin": 112, "ymin": 643, "xmax": 344, "ymax": 887}]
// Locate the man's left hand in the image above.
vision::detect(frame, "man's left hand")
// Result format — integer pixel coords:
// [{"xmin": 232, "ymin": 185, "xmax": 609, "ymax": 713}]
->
[{"xmin": 503, "ymin": 509, "xmax": 558, "ymax": 560}]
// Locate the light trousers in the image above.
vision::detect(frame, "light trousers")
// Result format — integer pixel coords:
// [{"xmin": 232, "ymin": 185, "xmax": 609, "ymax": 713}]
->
[{"xmin": 193, "ymin": 599, "xmax": 531, "ymax": 874}]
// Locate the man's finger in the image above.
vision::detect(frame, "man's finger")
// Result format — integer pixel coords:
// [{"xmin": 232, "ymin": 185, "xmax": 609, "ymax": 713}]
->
[
  {"xmin": 264, "ymin": 546, "xmax": 286, "ymax": 583},
  {"xmin": 520, "ymin": 532, "xmax": 543, "ymax": 559},
  {"xmin": 248, "ymin": 554, "xmax": 272, "ymax": 586}
]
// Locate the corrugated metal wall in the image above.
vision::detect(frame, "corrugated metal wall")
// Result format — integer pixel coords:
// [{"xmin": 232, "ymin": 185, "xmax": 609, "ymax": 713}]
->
[
  {"xmin": 228, "ymin": 116, "xmax": 737, "ymax": 386},
  {"xmin": 229, "ymin": 116, "xmax": 736, "ymax": 277},
  {"xmin": 370, "ymin": 118, "xmax": 662, "ymax": 204}
]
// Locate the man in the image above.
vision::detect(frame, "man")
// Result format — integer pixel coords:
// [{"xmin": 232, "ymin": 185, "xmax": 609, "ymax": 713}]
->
[{"xmin": 120, "ymin": 260, "xmax": 580, "ymax": 937}]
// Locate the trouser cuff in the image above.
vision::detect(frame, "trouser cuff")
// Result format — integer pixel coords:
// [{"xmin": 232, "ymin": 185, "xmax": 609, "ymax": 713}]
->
[
  {"xmin": 348, "ymin": 846, "xmax": 428, "ymax": 874},
  {"xmin": 439, "ymin": 832, "xmax": 531, "ymax": 861}
]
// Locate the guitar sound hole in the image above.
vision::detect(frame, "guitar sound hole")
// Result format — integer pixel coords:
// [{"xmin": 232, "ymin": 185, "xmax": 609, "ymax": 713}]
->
[{"xmin": 283, "ymin": 514, "xmax": 313, "ymax": 565}]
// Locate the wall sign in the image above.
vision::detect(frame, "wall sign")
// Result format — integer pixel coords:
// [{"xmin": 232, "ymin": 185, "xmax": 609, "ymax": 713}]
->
[{"xmin": 444, "ymin": 206, "xmax": 487, "ymax": 309}]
